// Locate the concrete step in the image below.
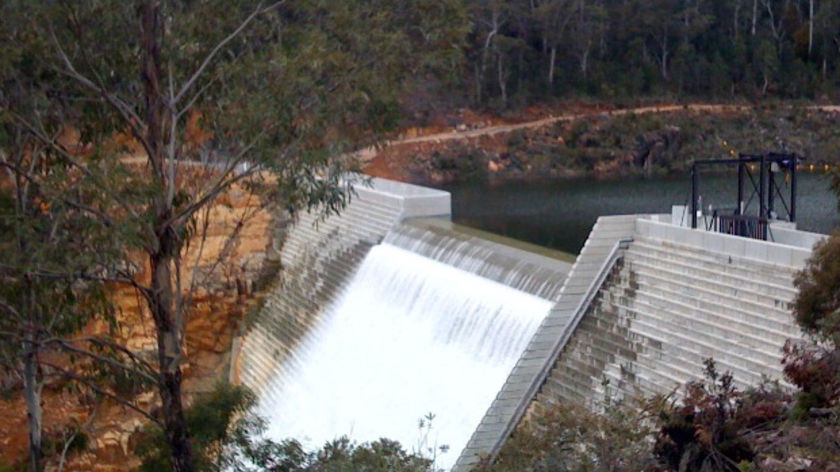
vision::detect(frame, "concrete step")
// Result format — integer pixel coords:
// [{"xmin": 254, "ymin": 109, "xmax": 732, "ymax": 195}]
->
[
  {"xmin": 618, "ymin": 274, "xmax": 799, "ymax": 342},
  {"xmin": 625, "ymin": 255, "xmax": 795, "ymax": 317},
  {"xmin": 627, "ymin": 243, "xmax": 797, "ymax": 300},
  {"xmin": 605, "ymin": 295, "xmax": 788, "ymax": 384},
  {"xmin": 632, "ymin": 237, "xmax": 798, "ymax": 289}
]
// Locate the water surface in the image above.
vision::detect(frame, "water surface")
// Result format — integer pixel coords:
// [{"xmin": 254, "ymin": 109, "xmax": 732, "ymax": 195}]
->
[{"xmin": 440, "ymin": 172, "xmax": 838, "ymax": 254}]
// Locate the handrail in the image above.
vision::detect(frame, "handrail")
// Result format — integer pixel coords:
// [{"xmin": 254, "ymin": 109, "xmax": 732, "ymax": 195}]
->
[{"xmin": 486, "ymin": 236, "xmax": 634, "ymax": 460}]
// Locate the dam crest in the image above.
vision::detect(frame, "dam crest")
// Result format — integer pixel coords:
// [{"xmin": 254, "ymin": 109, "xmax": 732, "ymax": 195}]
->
[{"xmin": 234, "ymin": 176, "xmax": 819, "ymax": 471}]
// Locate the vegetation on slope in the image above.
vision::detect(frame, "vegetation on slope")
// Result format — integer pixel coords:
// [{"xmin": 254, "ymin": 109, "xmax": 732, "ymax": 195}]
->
[{"xmin": 394, "ymin": 105, "xmax": 840, "ymax": 184}]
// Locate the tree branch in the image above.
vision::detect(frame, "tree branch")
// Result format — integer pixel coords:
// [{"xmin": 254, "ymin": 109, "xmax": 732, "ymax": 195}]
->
[
  {"xmin": 39, "ymin": 359, "xmax": 161, "ymax": 426},
  {"xmin": 173, "ymin": 1, "xmax": 286, "ymax": 105},
  {"xmin": 165, "ymin": 135, "xmax": 267, "ymax": 229},
  {"xmin": 9, "ymin": 112, "xmax": 144, "ymax": 224},
  {"xmin": 47, "ymin": 27, "xmax": 153, "ymax": 158},
  {"xmin": 44, "ymin": 336, "xmax": 158, "ymax": 384}
]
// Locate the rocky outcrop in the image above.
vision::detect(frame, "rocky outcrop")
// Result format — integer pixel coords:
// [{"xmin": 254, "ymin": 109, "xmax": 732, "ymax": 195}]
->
[{"xmin": 634, "ymin": 125, "xmax": 681, "ymax": 177}]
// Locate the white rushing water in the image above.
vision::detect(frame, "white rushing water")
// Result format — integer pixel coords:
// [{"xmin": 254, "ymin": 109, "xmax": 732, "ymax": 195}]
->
[{"xmin": 257, "ymin": 242, "xmax": 553, "ymax": 470}]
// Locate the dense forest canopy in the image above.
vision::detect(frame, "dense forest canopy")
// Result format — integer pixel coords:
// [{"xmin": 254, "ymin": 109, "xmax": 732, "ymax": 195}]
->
[{"xmin": 462, "ymin": 0, "xmax": 840, "ymax": 106}]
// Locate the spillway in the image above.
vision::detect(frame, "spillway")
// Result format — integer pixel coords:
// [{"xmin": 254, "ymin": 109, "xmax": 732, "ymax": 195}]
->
[
  {"xmin": 236, "ymin": 177, "xmax": 571, "ymax": 470},
  {"xmin": 257, "ymin": 243, "xmax": 552, "ymax": 469}
]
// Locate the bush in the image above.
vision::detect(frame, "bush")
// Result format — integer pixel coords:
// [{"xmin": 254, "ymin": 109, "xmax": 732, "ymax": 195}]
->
[
  {"xmin": 653, "ymin": 359, "xmax": 755, "ymax": 472},
  {"xmin": 782, "ymin": 341, "xmax": 840, "ymax": 415},
  {"xmin": 478, "ymin": 397, "xmax": 656, "ymax": 472},
  {"xmin": 785, "ymin": 231, "xmax": 840, "ymax": 413},
  {"xmin": 133, "ymin": 382, "xmax": 435, "ymax": 471}
]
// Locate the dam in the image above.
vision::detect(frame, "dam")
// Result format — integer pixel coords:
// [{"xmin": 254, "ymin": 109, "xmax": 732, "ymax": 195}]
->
[{"xmin": 234, "ymin": 175, "xmax": 820, "ymax": 471}]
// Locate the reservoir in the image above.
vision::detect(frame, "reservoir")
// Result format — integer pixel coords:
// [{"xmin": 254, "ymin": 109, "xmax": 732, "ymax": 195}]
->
[{"xmin": 440, "ymin": 172, "xmax": 839, "ymax": 255}]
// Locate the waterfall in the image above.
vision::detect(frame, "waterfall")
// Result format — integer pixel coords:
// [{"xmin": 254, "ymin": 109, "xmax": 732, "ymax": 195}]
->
[{"xmin": 256, "ymin": 242, "xmax": 553, "ymax": 470}]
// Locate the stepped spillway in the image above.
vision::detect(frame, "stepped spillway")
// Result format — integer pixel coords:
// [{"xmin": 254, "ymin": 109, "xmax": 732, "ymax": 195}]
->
[
  {"xmin": 454, "ymin": 215, "xmax": 818, "ymax": 471},
  {"xmin": 235, "ymin": 176, "xmax": 571, "ymax": 470},
  {"xmin": 257, "ymin": 243, "xmax": 554, "ymax": 470}
]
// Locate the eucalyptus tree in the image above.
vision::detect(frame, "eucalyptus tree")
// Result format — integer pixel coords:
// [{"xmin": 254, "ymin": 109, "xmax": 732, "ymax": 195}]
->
[
  {"xmin": 1, "ymin": 0, "xmax": 467, "ymax": 470},
  {"xmin": 0, "ymin": 4, "xmax": 143, "ymax": 471},
  {"xmin": 532, "ymin": 0, "xmax": 575, "ymax": 86},
  {"xmin": 814, "ymin": 0, "xmax": 840, "ymax": 80},
  {"xmin": 469, "ymin": 0, "xmax": 513, "ymax": 103}
]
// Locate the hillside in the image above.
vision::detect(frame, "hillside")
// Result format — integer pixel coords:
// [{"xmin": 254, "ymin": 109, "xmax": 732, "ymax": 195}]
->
[{"xmin": 365, "ymin": 103, "xmax": 840, "ymax": 185}]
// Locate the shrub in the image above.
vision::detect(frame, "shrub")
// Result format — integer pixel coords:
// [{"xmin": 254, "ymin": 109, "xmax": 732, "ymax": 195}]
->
[
  {"xmin": 653, "ymin": 359, "xmax": 755, "ymax": 472},
  {"xmin": 133, "ymin": 382, "xmax": 435, "ymax": 471},
  {"xmin": 785, "ymin": 231, "xmax": 840, "ymax": 412},
  {"xmin": 478, "ymin": 397, "xmax": 656, "ymax": 472}
]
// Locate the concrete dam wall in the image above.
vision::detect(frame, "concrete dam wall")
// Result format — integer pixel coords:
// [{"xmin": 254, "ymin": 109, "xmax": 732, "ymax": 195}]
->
[
  {"xmin": 455, "ymin": 215, "xmax": 816, "ymax": 471},
  {"xmin": 235, "ymin": 175, "xmax": 817, "ymax": 471},
  {"xmin": 236, "ymin": 177, "xmax": 571, "ymax": 470}
]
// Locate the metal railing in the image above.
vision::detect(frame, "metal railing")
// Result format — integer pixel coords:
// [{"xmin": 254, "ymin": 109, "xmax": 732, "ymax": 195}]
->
[{"xmin": 717, "ymin": 214, "xmax": 767, "ymax": 240}]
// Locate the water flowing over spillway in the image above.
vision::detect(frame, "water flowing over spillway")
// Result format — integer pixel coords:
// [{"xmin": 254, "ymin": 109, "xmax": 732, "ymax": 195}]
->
[{"xmin": 257, "ymin": 242, "xmax": 553, "ymax": 469}]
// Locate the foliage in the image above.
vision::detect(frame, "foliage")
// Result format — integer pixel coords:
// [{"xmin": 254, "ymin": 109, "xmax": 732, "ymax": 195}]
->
[
  {"xmin": 781, "ymin": 230, "xmax": 840, "ymax": 416},
  {"xmin": 478, "ymin": 398, "xmax": 656, "ymax": 471},
  {"xmin": 302, "ymin": 437, "xmax": 432, "ymax": 472},
  {"xmin": 782, "ymin": 340, "xmax": 840, "ymax": 415},
  {"xmin": 793, "ymin": 231, "xmax": 840, "ymax": 345},
  {"xmin": 414, "ymin": 412, "xmax": 449, "ymax": 468},
  {"xmin": 653, "ymin": 359, "xmax": 755, "ymax": 472},
  {"xmin": 1, "ymin": 1, "xmax": 469, "ymax": 470},
  {"xmin": 134, "ymin": 382, "xmax": 263, "ymax": 472},
  {"xmin": 134, "ymin": 382, "xmax": 433, "ymax": 472},
  {"xmin": 462, "ymin": 0, "xmax": 840, "ymax": 106},
  {"xmin": 0, "ymin": 4, "xmax": 137, "ymax": 467},
  {"xmin": 734, "ymin": 381, "xmax": 791, "ymax": 431}
]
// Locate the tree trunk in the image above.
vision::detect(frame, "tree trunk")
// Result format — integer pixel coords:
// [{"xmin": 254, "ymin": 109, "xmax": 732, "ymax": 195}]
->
[
  {"xmin": 160, "ymin": 370, "xmax": 191, "ymax": 472},
  {"xmin": 548, "ymin": 46, "xmax": 557, "ymax": 84},
  {"xmin": 580, "ymin": 48, "xmax": 589, "ymax": 78},
  {"xmin": 808, "ymin": 0, "xmax": 814, "ymax": 58},
  {"xmin": 660, "ymin": 28, "xmax": 670, "ymax": 80},
  {"xmin": 23, "ymin": 332, "xmax": 42, "ymax": 472},
  {"xmin": 497, "ymin": 52, "xmax": 507, "ymax": 106},
  {"xmin": 480, "ymin": 17, "xmax": 500, "ymax": 105},
  {"xmin": 473, "ymin": 62, "xmax": 483, "ymax": 104},
  {"xmin": 140, "ymin": 1, "xmax": 194, "ymax": 470},
  {"xmin": 151, "ymin": 246, "xmax": 194, "ymax": 472}
]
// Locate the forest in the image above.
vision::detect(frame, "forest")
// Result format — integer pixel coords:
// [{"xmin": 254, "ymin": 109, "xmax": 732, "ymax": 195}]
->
[{"xmin": 460, "ymin": 0, "xmax": 840, "ymax": 107}]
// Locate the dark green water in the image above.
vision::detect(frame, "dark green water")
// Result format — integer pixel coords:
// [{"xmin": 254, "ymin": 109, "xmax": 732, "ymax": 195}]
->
[{"xmin": 438, "ymin": 172, "xmax": 840, "ymax": 254}]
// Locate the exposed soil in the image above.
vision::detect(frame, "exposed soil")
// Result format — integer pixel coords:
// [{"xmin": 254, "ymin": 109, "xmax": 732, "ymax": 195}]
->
[{"xmin": 363, "ymin": 102, "xmax": 840, "ymax": 185}]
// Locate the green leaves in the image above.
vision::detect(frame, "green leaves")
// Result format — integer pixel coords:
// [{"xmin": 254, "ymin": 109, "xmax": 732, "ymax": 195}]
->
[
  {"xmin": 794, "ymin": 232, "xmax": 840, "ymax": 345},
  {"xmin": 1, "ymin": 2, "xmax": 470, "ymax": 469}
]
